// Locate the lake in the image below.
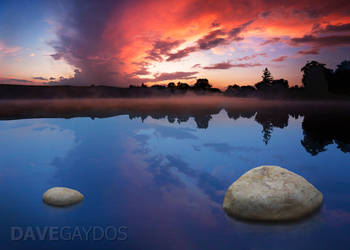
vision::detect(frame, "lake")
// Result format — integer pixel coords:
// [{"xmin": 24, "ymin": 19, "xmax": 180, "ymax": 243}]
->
[{"xmin": 0, "ymin": 98, "xmax": 349, "ymax": 250}]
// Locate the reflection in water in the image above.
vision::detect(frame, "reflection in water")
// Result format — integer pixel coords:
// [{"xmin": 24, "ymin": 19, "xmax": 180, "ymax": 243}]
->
[
  {"xmin": 0, "ymin": 98, "xmax": 349, "ymax": 155},
  {"xmin": 301, "ymin": 113, "xmax": 350, "ymax": 155},
  {"xmin": 0, "ymin": 99, "xmax": 349, "ymax": 250},
  {"xmin": 254, "ymin": 110, "xmax": 289, "ymax": 145}
]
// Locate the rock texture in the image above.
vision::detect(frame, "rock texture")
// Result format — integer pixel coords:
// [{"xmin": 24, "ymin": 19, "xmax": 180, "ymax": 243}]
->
[
  {"xmin": 223, "ymin": 166, "xmax": 323, "ymax": 221},
  {"xmin": 43, "ymin": 187, "xmax": 84, "ymax": 207}
]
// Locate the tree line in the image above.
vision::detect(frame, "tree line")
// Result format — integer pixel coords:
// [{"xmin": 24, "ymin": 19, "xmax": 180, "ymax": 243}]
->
[{"xmin": 136, "ymin": 60, "xmax": 350, "ymax": 99}]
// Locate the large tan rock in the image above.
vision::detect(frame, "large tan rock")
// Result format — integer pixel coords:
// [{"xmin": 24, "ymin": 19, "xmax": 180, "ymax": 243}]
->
[
  {"xmin": 223, "ymin": 166, "xmax": 323, "ymax": 221},
  {"xmin": 43, "ymin": 187, "xmax": 84, "ymax": 207}
]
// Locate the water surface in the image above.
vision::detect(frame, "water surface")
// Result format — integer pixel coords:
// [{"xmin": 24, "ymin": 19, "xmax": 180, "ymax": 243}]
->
[{"xmin": 0, "ymin": 98, "xmax": 349, "ymax": 250}]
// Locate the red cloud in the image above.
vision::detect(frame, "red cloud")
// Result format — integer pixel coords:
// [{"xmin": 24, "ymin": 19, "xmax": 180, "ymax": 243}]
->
[
  {"xmin": 238, "ymin": 53, "xmax": 267, "ymax": 61},
  {"xmin": 297, "ymin": 48, "xmax": 320, "ymax": 55},
  {"xmin": 146, "ymin": 39, "xmax": 184, "ymax": 61},
  {"xmin": 260, "ymin": 37, "xmax": 281, "ymax": 46},
  {"xmin": 271, "ymin": 56, "xmax": 288, "ymax": 62},
  {"xmin": 203, "ymin": 62, "xmax": 262, "ymax": 69},
  {"xmin": 166, "ymin": 46, "xmax": 198, "ymax": 61},
  {"xmin": 290, "ymin": 35, "xmax": 350, "ymax": 47},
  {"xmin": 145, "ymin": 71, "xmax": 199, "ymax": 82},
  {"xmin": 48, "ymin": 0, "xmax": 350, "ymax": 86}
]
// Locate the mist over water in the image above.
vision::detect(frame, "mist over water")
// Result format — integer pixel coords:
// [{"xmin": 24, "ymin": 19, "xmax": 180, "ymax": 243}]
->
[{"xmin": 1, "ymin": 96, "xmax": 349, "ymax": 119}]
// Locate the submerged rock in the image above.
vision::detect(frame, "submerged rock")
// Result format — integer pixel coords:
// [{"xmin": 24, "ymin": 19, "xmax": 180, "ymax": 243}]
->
[
  {"xmin": 43, "ymin": 187, "xmax": 84, "ymax": 207},
  {"xmin": 223, "ymin": 166, "xmax": 323, "ymax": 221}
]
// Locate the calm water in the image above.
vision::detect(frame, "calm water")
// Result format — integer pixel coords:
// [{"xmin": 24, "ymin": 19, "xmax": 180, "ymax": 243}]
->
[{"xmin": 0, "ymin": 101, "xmax": 349, "ymax": 250}]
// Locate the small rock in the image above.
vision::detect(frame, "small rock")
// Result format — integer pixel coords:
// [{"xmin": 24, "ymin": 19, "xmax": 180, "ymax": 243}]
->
[
  {"xmin": 223, "ymin": 166, "xmax": 323, "ymax": 221},
  {"xmin": 43, "ymin": 187, "xmax": 84, "ymax": 207}
]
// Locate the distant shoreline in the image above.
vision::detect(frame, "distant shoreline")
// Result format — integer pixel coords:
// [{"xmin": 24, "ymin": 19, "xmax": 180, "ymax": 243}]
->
[
  {"xmin": 0, "ymin": 97, "xmax": 349, "ymax": 121},
  {"xmin": 0, "ymin": 84, "xmax": 349, "ymax": 101}
]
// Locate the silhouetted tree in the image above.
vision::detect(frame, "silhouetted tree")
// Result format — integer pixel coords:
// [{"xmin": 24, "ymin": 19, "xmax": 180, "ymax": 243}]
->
[
  {"xmin": 301, "ymin": 61, "xmax": 332, "ymax": 95},
  {"xmin": 224, "ymin": 85, "xmax": 257, "ymax": 97},
  {"xmin": 262, "ymin": 68, "xmax": 273, "ymax": 84},
  {"xmin": 224, "ymin": 84, "xmax": 240, "ymax": 96},
  {"xmin": 141, "ymin": 83, "xmax": 148, "ymax": 88},
  {"xmin": 301, "ymin": 111, "xmax": 350, "ymax": 155},
  {"xmin": 330, "ymin": 60, "xmax": 350, "ymax": 95},
  {"xmin": 208, "ymin": 88, "xmax": 221, "ymax": 93},
  {"xmin": 262, "ymin": 126, "xmax": 273, "ymax": 145},
  {"xmin": 301, "ymin": 134, "xmax": 330, "ymax": 155},
  {"xmin": 336, "ymin": 140, "xmax": 350, "ymax": 153},
  {"xmin": 151, "ymin": 84, "xmax": 166, "ymax": 89},
  {"xmin": 255, "ymin": 68, "xmax": 274, "ymax": 92},
  {"xmin": 227, "ymin": 84, "xmax": 240, "ymax": 90},
  {"xmin": 194, "ymin": 79, "xmax": 212, "ymax": 90},
  {"xmin": 225, "ymin": 85, "xmax": 234, "ymax": 95},
  {"xmin": 239, "ymin": 86, "xmax": 256, "ymax": 96},
  {"xmin": 255, "ymin": 68, "xmax": 288, "ymax": 98},
  {"xmin": 167, "ymin": 115, "xmax": 176, "ymax": 123},
  {"xmin": 194, "ymin": 114, "xmax": 212, "ymax": 129},
  {"xmin": 336, "ymin": 60, "xmax": 350, "ymax": 72},
  {"xmin": 177, "ymin": 82, "xmax": 190, "ymax": 90},
  {"xmin": 271, "ymin": 79, "xmax": 289, "ymax": 89},
  {"xmin": 255, "ymin": 110, "xmax": 289, "ymax": 144},
  {"xmin": 167, "ymin": 82, "xmax": 175, "ymax": 88},
  {"xmin": 255, "ymin": 81, "xmax": 268, "ymax": 91}
]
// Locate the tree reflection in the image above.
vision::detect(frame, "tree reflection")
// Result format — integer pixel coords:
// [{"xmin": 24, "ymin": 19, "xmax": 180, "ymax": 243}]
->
[
  {"xmin": 254, "ymin": 111, "xmax": 289, "ymax": 144},
  {"xmin": 0, "ymin": 99, "xmax": 349, "ymax": 155},
  {"xmin": 301, "ymin": 112, "xmax": 350, "ymax": 155}
]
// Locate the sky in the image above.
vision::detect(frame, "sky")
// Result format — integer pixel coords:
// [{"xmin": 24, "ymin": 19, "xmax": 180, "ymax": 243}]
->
[{"xmin": 0, "ymin": 0, "xmax": 350, "ymax": 89}]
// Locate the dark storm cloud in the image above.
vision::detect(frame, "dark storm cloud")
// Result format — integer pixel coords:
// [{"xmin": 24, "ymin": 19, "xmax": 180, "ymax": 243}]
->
[
  {"xmin": 49, "ymin": 0, "xmax": 136, "ymax": 86},
  {"xmin": 50, "ymin": 52, "xmax": 63, "ymax": 60}
]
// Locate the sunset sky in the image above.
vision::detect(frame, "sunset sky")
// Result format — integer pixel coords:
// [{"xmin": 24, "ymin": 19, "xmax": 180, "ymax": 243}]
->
[{"xmin": 0, "ymin": 0, "xmax": 350, "ymax": 88}]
